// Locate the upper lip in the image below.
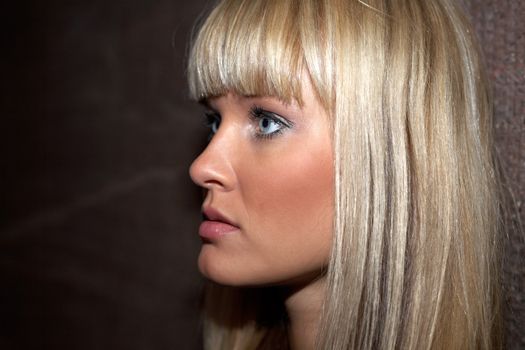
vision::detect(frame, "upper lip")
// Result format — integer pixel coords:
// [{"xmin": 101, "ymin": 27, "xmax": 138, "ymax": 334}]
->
[{"xmin": 202, "ymin": 207, "xmax": 239, "ymax": 227}]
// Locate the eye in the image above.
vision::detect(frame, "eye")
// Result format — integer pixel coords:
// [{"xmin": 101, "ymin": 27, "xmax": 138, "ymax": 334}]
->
[
  {"xmin": 204, "ymin": 112, "xmax": 221, "ymax": 135},
  {"xmin": 250, "ymin": 106, "xmax": 292, "ymax": 139},
  {"xmin": 258, "ymin": 115, "xmax": 282, "ymax": 135}
]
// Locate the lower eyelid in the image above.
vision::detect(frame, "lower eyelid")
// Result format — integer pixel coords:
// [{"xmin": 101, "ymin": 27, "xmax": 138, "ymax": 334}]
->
[
  {"xmin": 255, "ymin": 130, "xmax": 283, "ymax": 140},
  {"xmin": 253, "ymin": 122, "xmax": 287, "ymax": 140}
]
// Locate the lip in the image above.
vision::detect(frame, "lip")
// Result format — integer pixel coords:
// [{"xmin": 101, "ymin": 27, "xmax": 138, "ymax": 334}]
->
[{"xmin": 199, "ymin": 207, "xmax": 240, "ymax": 240}]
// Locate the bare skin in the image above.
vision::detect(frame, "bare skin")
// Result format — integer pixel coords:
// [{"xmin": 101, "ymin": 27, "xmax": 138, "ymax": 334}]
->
[
  {"xmin": 285, "ymin": 277, "xmax": 326, "ymax": 350},
  {"xmin": 190, "ymin": 76, "xmax": 333, "ymax": 349}
]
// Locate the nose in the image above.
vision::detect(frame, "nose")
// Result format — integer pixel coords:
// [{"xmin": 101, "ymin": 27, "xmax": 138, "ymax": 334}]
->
[{"xmin": 189, "ymin": 130, "xmax": 236, "ymax": 192}]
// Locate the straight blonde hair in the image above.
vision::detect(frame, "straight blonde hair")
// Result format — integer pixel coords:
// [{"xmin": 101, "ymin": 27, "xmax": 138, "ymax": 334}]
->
[{"xmin": 188, "ymin": 0, "xmax": 503, "ymax": 349}]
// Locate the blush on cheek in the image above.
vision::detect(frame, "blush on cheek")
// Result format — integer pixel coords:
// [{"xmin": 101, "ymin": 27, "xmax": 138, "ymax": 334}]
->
[
  {"xmin": 248, "ymin": 147, "xmax": 333, "ymax": 226},
  {"xmin": 241, "ymin": 144, "xmax": 334, "ymax": 276}
]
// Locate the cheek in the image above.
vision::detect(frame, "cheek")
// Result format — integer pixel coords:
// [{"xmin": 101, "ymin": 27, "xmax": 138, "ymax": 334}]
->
[
  {"xmin": 248, "ymin": 152, "xmax": 332, "ymax": 220},
  {"xmin": 197, "ymin": 144, "xmax": 334, "ymax": 287},
  {"xmin": 241, "ymin": 141, "xmax": 334, "ymax": 268}
]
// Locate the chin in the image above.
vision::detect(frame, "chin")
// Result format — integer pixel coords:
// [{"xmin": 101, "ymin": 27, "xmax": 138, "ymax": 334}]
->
[
  {"xmin": 197, "ymin": 245, "xmax": 244, "ymax": 286},
  {"xmin": 198, "ymin": 245, "xmax": 326, "ymax": 288},
  {"xmin": 198, "ymin": 246, "xmax": 266, "ymax": 286}
]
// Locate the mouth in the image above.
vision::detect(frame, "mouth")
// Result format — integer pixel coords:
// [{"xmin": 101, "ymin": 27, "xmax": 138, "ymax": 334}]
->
[{"xmin": 199, "ymin": 207, "xmax": 240, "ymax": 240}]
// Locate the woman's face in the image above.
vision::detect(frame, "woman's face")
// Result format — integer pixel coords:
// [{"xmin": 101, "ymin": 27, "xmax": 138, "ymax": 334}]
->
[{"xmin": 190, "ymin": 78, "xmax": 334, "ymax": 287}]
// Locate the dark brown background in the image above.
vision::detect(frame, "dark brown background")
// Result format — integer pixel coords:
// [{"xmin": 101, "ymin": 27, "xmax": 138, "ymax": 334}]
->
[{"xmin": 0, "ymin": 1, "xmax": 523, "ymax": 349}]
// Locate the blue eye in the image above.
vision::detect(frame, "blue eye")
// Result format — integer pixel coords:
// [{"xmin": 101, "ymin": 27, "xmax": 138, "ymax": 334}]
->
[
  {"xmin": 204, "ymin": 112, "xmax": 221, "ymax": 135},
  {"xmin": 258, "ymin": 116, "xmax": 282, "ymax": 135},
  {"xmin": 250, "ymin": 106, "xmax": 292, "ymax": 139}
]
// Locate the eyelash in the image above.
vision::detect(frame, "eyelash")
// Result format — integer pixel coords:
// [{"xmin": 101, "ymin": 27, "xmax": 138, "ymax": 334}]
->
[
  {"xmin": 249, "ymin": 106, "xmax": 293, "ymax": 140},
  {"xmin": 203, "ymin": 106, "xmax": 293, "ymax": 140},
  {"xmin": 203, "ymin": 112, "xmax": 220, "ymax": 140}
]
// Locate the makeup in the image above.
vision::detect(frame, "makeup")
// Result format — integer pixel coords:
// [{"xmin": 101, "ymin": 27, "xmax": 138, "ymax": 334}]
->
[
  {"xmin": 190, "ymin": 81, "xmax": 333, "ymax": 286},
  {"xmin": 199, "ymin": 208, "xmax": 240, "ymax": 240},
  {"xmin": 199, "ymin": 221, "xmax": 239, "ymax": 240}
]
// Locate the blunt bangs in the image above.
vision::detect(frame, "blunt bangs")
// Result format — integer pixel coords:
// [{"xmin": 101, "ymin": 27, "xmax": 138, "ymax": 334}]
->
[{"xmin": 188, "ymin": 0, "xmax": 306, "ymax": 103}]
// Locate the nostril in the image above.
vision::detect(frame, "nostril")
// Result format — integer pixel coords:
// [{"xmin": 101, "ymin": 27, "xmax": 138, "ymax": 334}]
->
[{"xmin": 203, "ymin": 179, "xmax": 224, "ymax": 188}]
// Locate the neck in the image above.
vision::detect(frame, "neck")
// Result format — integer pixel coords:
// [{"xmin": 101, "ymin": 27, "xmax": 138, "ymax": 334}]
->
[{"xmin": 284, "ymin": 276, "xmax": 326, "ymax": 350}]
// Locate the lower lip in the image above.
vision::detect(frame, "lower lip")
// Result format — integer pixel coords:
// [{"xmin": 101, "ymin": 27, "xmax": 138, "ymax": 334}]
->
[{"xmin": 199, "ymin": 220, "xmax": 239, "ymax": 240}]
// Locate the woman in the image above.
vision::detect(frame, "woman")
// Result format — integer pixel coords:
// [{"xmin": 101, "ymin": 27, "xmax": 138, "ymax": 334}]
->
[{"xmin": 188, "ymin": 0, "xmax": 504, "ymax": 349}]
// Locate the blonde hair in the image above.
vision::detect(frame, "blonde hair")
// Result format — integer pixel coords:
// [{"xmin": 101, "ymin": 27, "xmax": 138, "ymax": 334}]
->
[{"xmin": 188, "ymin": 0, "xmax": 503, "ymax": 349}]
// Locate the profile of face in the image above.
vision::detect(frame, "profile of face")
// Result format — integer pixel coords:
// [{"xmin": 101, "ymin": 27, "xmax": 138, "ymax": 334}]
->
[{"xmin": 189, "ymin": 77, "xmax": 334, "ymax": 287}]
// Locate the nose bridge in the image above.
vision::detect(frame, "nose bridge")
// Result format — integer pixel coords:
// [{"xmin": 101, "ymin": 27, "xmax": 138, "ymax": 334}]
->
[{"xmin": 189, "ymin": 125, "xmax": 237, "ymax": 191}]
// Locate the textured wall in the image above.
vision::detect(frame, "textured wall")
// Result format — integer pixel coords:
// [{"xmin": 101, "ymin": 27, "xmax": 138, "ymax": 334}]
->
[
  {"xmin": 0, "ymin": 1, "xmax": 523, "ymax": 349},
  {"xmin": 0, "ymin": 1, "xmax": 207, "ymax": 349},
  {"xmin": 462, "ymin": 1, "xmax": 525, "ymax": 348}
]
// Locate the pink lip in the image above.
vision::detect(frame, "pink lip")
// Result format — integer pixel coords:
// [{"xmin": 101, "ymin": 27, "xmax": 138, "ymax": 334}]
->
[{"xmin": 199, "ymin": 207, "xmax": 240, "ymax": 240}]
